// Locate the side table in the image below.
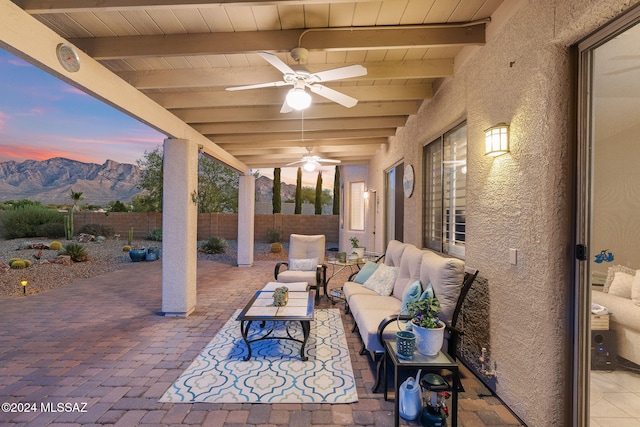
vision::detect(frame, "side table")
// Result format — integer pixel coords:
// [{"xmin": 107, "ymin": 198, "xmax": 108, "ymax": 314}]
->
[{"xmin": 384, "ymin": 340, "xmax": 460, "ymax": 427}]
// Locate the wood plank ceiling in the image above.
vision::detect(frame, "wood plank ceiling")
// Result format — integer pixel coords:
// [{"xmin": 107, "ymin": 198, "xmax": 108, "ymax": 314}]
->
[{"xmin": 11, "ymin": 0, "xmax": 504, "ymax": 170}]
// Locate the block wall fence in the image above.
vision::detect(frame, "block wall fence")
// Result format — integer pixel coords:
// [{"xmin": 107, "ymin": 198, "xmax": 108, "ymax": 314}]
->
[{"xmin": 73, "ymin": 212, "xmax": 339, "ymax": 243}]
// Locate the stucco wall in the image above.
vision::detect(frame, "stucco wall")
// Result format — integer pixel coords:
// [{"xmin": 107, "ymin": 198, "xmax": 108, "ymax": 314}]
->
[{"xmin": 367, "ymin": 0, "xmax": 640, "ymax": 425}]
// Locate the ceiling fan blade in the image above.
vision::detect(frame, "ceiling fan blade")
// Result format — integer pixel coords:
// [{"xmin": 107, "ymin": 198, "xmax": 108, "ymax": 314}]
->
[
  {"xmin": 226, "ymin": 81, "xmax": 287, "ymax": 91},
  {"xmin": 311, "ymin": 64, "xmax": 368, "ymax": 83},
  {"xmin": 308, "ymin": 84, "xmax": 358, "ymax": 108},
  {"xmin": 318, "ymin": 159, "xmax": 341, "ymax": 164},
  {"xmin": 285, "ymin": 159, "xmax": 305, "ymax": 166},
  {"xmin": 258, "ymin": 51, "xmax": 297, "ymax": 76}
]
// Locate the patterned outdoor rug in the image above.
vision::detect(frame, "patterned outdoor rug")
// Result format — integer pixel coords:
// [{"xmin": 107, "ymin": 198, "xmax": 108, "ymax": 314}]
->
[{"xmin": 160, "ymin": 308, "xmax": 358, "ymax": 403}]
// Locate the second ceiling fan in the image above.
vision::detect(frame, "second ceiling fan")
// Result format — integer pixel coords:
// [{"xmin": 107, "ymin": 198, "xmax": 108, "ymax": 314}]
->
[{"xmin": 226, "ymin": 48, "xmax": 367, "ymax": 113}]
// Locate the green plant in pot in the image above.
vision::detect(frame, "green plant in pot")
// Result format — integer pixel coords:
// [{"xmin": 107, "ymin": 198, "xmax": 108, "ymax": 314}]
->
[
  {"xmin": 406, "ymin": 288, "xmax": 445, "ymax": 356},
  {"xmin": 349, "ymin": 236, "xmax": 365, "ymax": 260}
]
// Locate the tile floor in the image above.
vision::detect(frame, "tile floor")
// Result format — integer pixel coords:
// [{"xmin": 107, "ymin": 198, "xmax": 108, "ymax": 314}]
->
[
  {"xmin": 0, "ymin": 259, "xmax": 524, "ymax": 426},
  {"xmin": 591, "ymin": 367, "xmax": 640, "ymax": 426}
]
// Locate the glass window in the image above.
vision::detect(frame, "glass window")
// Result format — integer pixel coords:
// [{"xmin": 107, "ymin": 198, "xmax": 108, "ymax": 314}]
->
[
  {"xmin": 349, "ymin": 181, "xmax": 365, "ymax": 231},
  {"xmin": 423, "ymin": 122, "xmax": 467, "ymax": 258}
]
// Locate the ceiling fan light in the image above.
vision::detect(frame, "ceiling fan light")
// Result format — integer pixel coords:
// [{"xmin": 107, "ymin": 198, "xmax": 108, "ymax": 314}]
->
[
  {"xmin": 286, "ymin": 88, "xmax": 312, "ymax": 110},
  {"xmin": 303, "ymin": 161, "xmax": 316, "ymax": 172}
]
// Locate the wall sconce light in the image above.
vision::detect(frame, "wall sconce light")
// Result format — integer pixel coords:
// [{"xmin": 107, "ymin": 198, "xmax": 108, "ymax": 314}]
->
[
  {"xmin": 363, "ymin": 191, "xmax": 369, "ymax": 199},
  {"xmin": 485, "ymin": 123, "xmax": 510, "ymax": 157},
  {"xmin": 21, "ymin": 280, "xmax": 28, "ymax": 295}
]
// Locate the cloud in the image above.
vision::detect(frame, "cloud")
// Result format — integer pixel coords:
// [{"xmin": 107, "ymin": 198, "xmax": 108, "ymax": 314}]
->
[
  {"xmin": 7, "ymin": 58, "xmax": 31, "ymax": 67},
  {"xmin": 0, "ymin": 111, "xmax": 11, "ymax": 131},
  {"xmin": 62, "ymin": 85, "xmax": 89, "ymax": 97},
  {"xmin": 0, "ymin": 143, "xmax": 89, "ymax": 163}
]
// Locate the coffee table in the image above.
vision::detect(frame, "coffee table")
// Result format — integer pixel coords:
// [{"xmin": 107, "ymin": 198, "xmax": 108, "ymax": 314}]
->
[{"xmin": 237, "ymin": 289, "xmax": 315, "ymax": 361}]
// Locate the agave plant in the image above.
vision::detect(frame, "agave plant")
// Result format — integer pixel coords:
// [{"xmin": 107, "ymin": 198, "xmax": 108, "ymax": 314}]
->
[{"xmin": 59, "ymin": 242, "xmax": 89, "ymax": 262}]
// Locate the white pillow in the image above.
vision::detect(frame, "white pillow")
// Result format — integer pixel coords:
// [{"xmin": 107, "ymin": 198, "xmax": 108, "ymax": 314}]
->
[
  {"xmin": 608, "ymin": 271, "xmax": 634, "ymax": 299},
  {"xmin": 632, "ymin": 270, "xmax": 640, "ymax": 306},
  {"xmin": 289, "ymin": 258, "xmax": 318, "ymax": 271},
  {"xmin": 362, "ymin": 263, "xmax": 398, "ymax": 296},
  {"xmin": 603, "ymin": 265, "xmax": 636, "ymax": 293}
]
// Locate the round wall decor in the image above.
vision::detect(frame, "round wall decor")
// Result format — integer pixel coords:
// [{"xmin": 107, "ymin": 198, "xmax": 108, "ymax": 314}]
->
[{"xmin": 403, "ymin": 164, "xmax": 415, "ymax": 198}]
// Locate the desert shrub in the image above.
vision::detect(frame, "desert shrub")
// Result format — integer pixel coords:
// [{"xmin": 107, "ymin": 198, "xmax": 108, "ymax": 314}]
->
[
  {"xmin": 49, "ymin": 241, "xmax": 62, "ymax": 251},
  {"xmin": 1, "ymin": 205, "xmax": 64, "ymax": 239},
  {"xmin": 266, "ymin": 227, "xmax": 282, "ymax": 243},
  {"xmin": 59, "ymin": 242, "xmax": 89, "ymax": 262},
  {"xmin": 38, "ymin": 222, "xmax": 65, "ymax": 238},
  {"xmin": 147, "ymin": 227, "xmax": 162, "ymax": 241},
  {"xmin": 10, "ymin": 260, "xmax": 26, "ymax": 269},
  {"xmin": 200, "ymin": 236, "xmax": 227, "ymax": 254},
  {"xmin": 78, "ymin": 223, "xmax": 115, "ymax": 238}
]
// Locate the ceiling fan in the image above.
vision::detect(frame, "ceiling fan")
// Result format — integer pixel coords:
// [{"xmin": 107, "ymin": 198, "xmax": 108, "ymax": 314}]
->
[
  {"xmin": 286, "ymin": 147, "xmax": 341, "ymax": 172},
  {"xmin": 226, "ymin": 48, "xmax": 367, "ymax": 113}
]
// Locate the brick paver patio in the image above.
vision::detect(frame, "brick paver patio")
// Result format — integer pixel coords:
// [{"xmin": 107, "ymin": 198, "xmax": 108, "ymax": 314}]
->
[{"xmin": 0, "ymin": 258, "xmax": 523, "ymax": 426}]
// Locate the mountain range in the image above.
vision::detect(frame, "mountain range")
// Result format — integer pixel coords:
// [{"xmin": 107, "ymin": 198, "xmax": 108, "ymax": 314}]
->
[{"xmin": 0, "ymin": 158, "xmax": 289, "ymax": 206}]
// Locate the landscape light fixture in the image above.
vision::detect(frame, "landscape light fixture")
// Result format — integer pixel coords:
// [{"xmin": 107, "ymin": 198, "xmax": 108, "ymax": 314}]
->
[
  {"xmin": 21, "ymin": 280, "xmax": 27, "ymax": 295},
  {"xmin": 485, "ymin": 123, "xmax": 510, "ymax": 157},
  {"xmin": 286, "ymin": 83, "xmax": 312, "ymax": 111}
]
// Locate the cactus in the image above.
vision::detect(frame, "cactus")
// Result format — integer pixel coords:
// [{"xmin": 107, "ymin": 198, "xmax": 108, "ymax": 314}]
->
[
  {"xmin": 10, "ymin": 260, "xmax": 26, "ymax": 269},
  {"xmin": 128, "ymin": 227, "xmax": 134, "ymax": 246},
  {"xmin": 59, "ymin": 243, "xmax": 89, "ymax": 262},
  {"xmin": 49, "ymin": 241, "xmax": 62, "ymax": 251},
  {"xmin": 64, "ymin": 215, "xmax": 73, "ymax": 240},
  {"xmin": 8, "ymin": 258, "xmax": 21, "ymax": 266},
  {"xmin": 23, "ymin": 259, "xmax": 31, "ymax": 268},
  {"xmin": 123, "ymin": 245, "xmax": 131, "ymax": 252}
]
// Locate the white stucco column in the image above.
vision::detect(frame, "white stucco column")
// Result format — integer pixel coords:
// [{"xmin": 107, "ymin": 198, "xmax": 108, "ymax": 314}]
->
[
  {"xmin": 237, "ymin": 174, "xmax": 255, "ymax": 267},
  {"xmin": 162, "ymin": 138, "xmax": 198, "ymax": 316}
]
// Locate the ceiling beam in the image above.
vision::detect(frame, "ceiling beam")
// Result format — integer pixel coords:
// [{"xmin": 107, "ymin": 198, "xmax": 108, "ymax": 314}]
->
[
  {"xmin": 192, "ymin": 116, "xmax": 407, "ymax": 134},
  {"xmin": 117, "ymin": 60, "xmax": 453, "ymax": 89},
  {"xmin": 17, "ymin": 0, "xmax": 385, "ymax": 14},
  {"xmin": 172, "ymin": 101, "xmax": 421, "ymax": 122},
  {"xmin": 225, "ymin": 144, "xmax": 381, "ymax": 156},
  {"xmin": 149, "ymin": 84, "xmax": 431, "ymax": 109},
  {"xmin": 216, "ymin": 137, "xmax": 388, "ymax": 149},
  {"xmin": 68, "ymin": 25, "xmax": 486, "ymax": 60},
  {"xmin": 210, "ymin": 128, "xmax": 397, "ymax": 143}
]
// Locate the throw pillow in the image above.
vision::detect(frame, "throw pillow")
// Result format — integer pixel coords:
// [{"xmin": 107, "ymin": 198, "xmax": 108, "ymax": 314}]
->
[
  {"xmin": 400, "ymin": 280, "xmax": 422, "ymax": 314},
  {"xmin": 603, "ymin": 265, "xmax": 636, "ymax": 293},
  {"xmin": 419, "ymin": 283, "xmax": 435, "ymax": 301},
  {"xmin": 608, "ymin": 271, "xmax": 634, "ymax": 299},
  {"xmin": 289, "ymin": 258, "xmax": 318, "ymax": 271},
  {"xmin": 353, "ymin": 261, "xmax": 379, "ymax": 284},
  {"xmin": 363, "ymin": 263, "xmax": 398, "ymax": 296},
  {"xmin": 632, "ymin": 270, "xmax": 640, "ymax": 306}
]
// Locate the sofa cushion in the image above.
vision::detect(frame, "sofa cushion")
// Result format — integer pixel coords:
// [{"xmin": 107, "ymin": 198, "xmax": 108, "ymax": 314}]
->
[
  {"xmin": 289, "ymin": 258, "xmax": 318, "ymax": 271},
  {"xmin": 363, "ymin": 264, "xmax": 398, "ymax": 296},
  {"xmin": 392, "ymin": 244, "xmax": 424, "ymax": 300},
  {"xmin": 343, "ymin": 281, "xmax": 379, "ymax": 303},
  {"xmin": 384, "ymin": 240, "xmax": 408, "ymax": 267},
  {"xmin": 353, "ymin": 261, "xmax": 380, "ymax": 284},
  {"xmin": 633, "ymin": 271, "xmax": 640, "ymax": 307},
  {"xmin": 609, "ymin": 271, "xmax": 634, "ymax": 299},
  {"xmin": 420, "ymin": 250, "xmax": 465, "ymax": 326},
  {"xmin": 604, "ymin": 265, "xmax": 636, "ymax": 293}
]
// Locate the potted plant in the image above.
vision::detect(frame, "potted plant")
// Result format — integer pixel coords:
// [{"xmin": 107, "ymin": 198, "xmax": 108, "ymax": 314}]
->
[
  {"xmin": 349, "ymin": 236, "xmax": 365, "ymax": 260},
  {"xmin": 266, "ymin": 228, "xmax": 283, "ymax": 253},
  {"xmin": 406, "ymin": 291, "xmax": 445, "ymax": 356}
]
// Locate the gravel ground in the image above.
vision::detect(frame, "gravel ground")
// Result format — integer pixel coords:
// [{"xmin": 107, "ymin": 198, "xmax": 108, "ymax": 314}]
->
[{"xmin": 0, "ymin": 237, "xmax": 288, "ymax": 297}]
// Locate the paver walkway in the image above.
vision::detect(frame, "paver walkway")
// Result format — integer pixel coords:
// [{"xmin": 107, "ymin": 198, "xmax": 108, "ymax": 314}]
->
[{"xmin": 0, "ymin": 259, "xmax": 523, "ymax": 426}]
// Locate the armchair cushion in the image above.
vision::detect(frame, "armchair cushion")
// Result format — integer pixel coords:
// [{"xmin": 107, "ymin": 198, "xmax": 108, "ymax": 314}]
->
[
  {"xmin": 290, "ymin": 258, "xmax": 318, "ymax": 271},
  {"xmin": 353, "ymin": 261, "xmax": 379, "ymax": 284}
]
